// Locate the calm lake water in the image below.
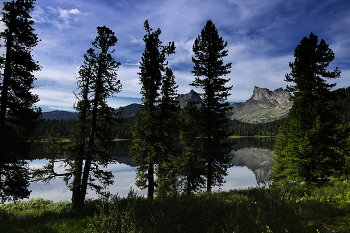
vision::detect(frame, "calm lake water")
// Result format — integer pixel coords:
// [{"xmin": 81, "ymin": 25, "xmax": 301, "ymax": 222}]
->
[{"xmin": 26, "ymin": 138, "xmax": 275, "ymax": 202}]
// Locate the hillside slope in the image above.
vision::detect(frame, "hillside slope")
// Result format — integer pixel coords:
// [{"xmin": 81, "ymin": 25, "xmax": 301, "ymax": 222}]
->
[
  {"xmin": 227, "ymin": 86, "xmax": 292, "ymax": 123},
  {"xmin": 42, "ymin": 87, "xmax": 292, "ymax": 123}
]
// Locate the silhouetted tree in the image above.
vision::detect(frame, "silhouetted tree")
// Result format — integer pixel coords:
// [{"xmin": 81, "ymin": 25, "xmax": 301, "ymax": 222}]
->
[
  {"xmin": 190, "ymin": 19, "xmax": 233, "ymax": 192},
  {"xmin": 0, "ymin": 0, "xmax": 41, "ymax": 203},
  {"xmin": 131, "ymin": 20, "xmax": 175, "ymax": 200},
  {"xmin": 32, "ymin": 26, "xmax": 122, "ymax": 208},
  {"xmin": 179, "ymin": 102, "xmax": 206, "ymax": 195},
  {"xmin": 155, "ymin": 67, "xmax": 181, "ymax": 198}
]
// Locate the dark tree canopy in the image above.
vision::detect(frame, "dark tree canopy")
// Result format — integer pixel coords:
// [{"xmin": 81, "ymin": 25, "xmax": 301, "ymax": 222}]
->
[
  {"xmin": 155, "ymin": 67, "xmax": 181, "ymax": 198},
  {"xmin": 190, "ymin": 19, "xmax": 233, "ymax": 192},
  {"xmin": 179, "ymin": 101, "xmax": 206, "ymax": 195},
  {"xmin": 271, "ymin": 33, "xmax": 344, "ymax": 184},
  {"xmin": 0, "ymin": 0, "xmax": 41, "ymax": 203},
  {"xmin": 131, "ymin": 20, "xmax": 176, "ymax": 200}
]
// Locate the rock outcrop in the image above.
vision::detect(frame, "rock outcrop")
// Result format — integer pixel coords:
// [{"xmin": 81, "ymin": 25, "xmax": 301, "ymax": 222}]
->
[
  {"xmin": 176, "ymin": 89, "xmax": 202, "ymax": 108},
  {"xmin": 227, "ymin": 86, "xmax": 292, "ymax": 123},
  {"xmin": 250, "ymin": 86, "xmax": 291, "ymax": 108},
  {"xmin": 43, "ymin": 87, "xmax": 291, "ymax": 123}
]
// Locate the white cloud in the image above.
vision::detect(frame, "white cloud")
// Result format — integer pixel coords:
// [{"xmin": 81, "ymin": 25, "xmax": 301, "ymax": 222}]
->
[
  {"xmin": 33, "ymin": 87, "xmax": 76, "ymax": 111},
  {"xmin": 58, "ymin": 8, "xmax": 81, "ymax": 19},
  {"xmin": 32, "ymin": 5, "xmax": 84, "ymax": 29},
  {"xmin": 16, "ymin": 0, "xmax": 350, "ymax": 110}
]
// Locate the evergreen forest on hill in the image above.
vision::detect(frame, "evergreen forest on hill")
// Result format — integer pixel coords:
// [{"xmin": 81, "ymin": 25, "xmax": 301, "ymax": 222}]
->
[
  {"xmin": 35, "ymin": 115, "xmax": 285, "ymax": 139},
  {"xmin": 35, "ymin": 85, "xmax": 350, "ymax": 140}
]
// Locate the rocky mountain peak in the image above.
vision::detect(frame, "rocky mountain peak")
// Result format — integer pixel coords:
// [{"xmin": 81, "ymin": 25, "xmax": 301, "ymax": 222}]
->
[
  {"xmin": 177, "ymin": 89, "xmax": 202, "ymax": 108},
  {"xmin": 249, "ymin": 86, "xmax": 291, "ymax": 108},
  {"xmin": 250, "ymin": 86, "xmax": 271, "ymax": 101},
  {"xmin": 227, "ymin": 86, "xmax": 292, "ymax": 123}
]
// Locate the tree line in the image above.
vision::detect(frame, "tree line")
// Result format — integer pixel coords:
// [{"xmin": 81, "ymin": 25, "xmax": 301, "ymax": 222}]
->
[
  {"xmin": 34, "ymin": 85, "xmax": 350, "ymax": 140},
  {"xmin": 35, "ymin": 116, "xmax": 287, "ymax": 140}
]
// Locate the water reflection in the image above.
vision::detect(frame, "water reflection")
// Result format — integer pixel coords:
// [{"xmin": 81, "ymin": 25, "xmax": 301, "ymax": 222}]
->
[
  {"xmin": 26, "ymin": 138, "xmax": 275, "ymax": 201},
  {"xmin": 229, "ymin": 148, "xmax": 274, "ymax": 183},
  {"xmin": 27, "ymin": 160, "xmax": 258, "ymax": 202}
]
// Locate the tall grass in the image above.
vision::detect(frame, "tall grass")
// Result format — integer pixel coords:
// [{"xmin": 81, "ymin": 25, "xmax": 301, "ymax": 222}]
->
[
  {"xmin": 1, "ymin": 182, "xmax": 350, "ymax": 232},
  {"xmin": 86, "ymin": 187, "xmax": 321, "ymax": 233},
  {"xmin": 0, "ymin": 198, "xmax": 98, "ymax": 233}
]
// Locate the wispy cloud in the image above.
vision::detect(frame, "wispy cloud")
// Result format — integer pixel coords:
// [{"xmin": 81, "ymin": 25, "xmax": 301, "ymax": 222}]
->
[
  {"xmin": 0, "ymin": 0, "xmax": 349, "ymax": 111},
  {"xmin": 32, "ymin": 5, "xmax": 84, "ymax": 29}
]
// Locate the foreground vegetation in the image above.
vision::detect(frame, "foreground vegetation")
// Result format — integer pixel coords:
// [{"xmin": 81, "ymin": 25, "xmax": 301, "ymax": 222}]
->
[{"xmin": 1, "ymin": 182, "xmax": 350, "ymax": 232}]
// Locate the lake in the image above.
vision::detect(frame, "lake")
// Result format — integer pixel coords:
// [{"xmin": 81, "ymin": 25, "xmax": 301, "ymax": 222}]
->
[{"xmin": 26, "ymin": 137, "xmax": 275, "ymax": 202}]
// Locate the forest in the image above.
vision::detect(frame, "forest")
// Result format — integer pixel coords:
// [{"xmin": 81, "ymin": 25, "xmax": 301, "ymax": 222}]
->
[{"xmin": 34, "ymin": 84, "xmax": 350, "ymax": 140}]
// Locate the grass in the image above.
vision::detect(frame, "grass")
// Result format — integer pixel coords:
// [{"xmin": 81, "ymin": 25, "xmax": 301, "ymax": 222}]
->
[
  {"xmin": 229, "ymin": 135, "xmax": 275, "ymax": 138},
  {"xmin": 1, "ymin": 182, "xmax": 350, "ymax": 232},
  {"xmin": 112, "ymin": 138, "xmax": 130, "ymax": 141},
  {"xmin": 0, "ymin": 198, "xmax": 99, "ymax": 233}
]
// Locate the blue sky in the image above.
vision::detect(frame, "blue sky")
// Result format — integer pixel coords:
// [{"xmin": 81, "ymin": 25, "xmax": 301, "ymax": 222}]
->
[{"xmin": 1, "ymin": 0, "xmax": 350, "ymax": 112}]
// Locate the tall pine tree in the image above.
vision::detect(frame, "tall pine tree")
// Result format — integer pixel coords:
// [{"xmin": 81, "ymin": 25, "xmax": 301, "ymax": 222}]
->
[
  {"xmin": 190, "ymin": 19, "xmax": 233, "ymax": 192},
  {"xmin": 130, "ymin": 20, "xmax": 176, "ymax": 200},
  {"xmin": 271, "ymin": 33, "xmax": 344, "ymax": 184},
  {"xmin": 32, "ymin": 26, "xmax": 122, "ymax": 208},
  {"xmin": 0, "ymin": 0, "xmax": 41, "ymax": 203},
  {"xmin": 155, "ymin": 67, "xmax": 181, "ymax": 198}
]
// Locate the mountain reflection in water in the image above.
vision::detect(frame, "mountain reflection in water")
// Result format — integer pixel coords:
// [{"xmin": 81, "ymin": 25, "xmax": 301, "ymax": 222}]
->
[{"xmin": 26, "ymin": 138, "xmax": 274, "ymax": 201}]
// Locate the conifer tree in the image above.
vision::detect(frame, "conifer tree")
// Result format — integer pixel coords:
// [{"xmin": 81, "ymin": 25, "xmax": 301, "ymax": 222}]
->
[
  {"xmin": 130, "ymin": 20, "xmax": 175, "ymax": 200},
  {"xmin": 0, "ymin": 0, "xmax": 41, "ymax": 203},
  {"xmin": 271, "ymin": 33, "xmax": 344, "ymax": 183},
  {"xmin": 32, "ymin": 26, "xmax": 121, "ymax": 208},
  {"xmin": 155, "ymin": 67, "xmax": 181, "ymax": 198},
  {"xmin": 179, "ymin": 101, "xmax": 206, "ymax": 195},
  {"xmin": 190, "ymin": 19, "xmax": 233, "ymax": 192}
]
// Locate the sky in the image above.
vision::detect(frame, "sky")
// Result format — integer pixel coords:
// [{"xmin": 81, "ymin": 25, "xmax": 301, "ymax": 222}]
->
[{"xmin": 1, "ymin": 0, "xmax": 350, "ymax": 112}]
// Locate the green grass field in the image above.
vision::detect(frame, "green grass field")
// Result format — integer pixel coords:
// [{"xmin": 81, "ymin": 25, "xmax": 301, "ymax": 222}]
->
[{"xmin": 1, "ymin": 182, "xmax": 350, "ymax": 232}]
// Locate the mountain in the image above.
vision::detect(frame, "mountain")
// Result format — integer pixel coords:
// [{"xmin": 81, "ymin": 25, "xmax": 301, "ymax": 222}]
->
[
  {"xmin": 176, "ymin": 89, "xmax": 202, "ymax": 108},
  {"xmin": 226, "ymin": 86, "xmax": 292, "ymax": 123},
  {"xmin": 117, "ymin": 103, "xmax": 141, "ymax": 117},
  {"xmin": 116, "ymin": 89, "xmax": 202, "ymax": 117},
  {"xmin": 41, "ymin": 87, "xmax": 292, "ymax": 122},
  {"xmin": 41, "ymin": 110, "xmax": 78, "ymax": 120}
]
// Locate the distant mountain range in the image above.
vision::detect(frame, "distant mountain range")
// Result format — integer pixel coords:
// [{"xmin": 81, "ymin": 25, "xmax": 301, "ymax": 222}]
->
[
  {"xmin": 108, "ymin": 89, "xmax": 202, "ymax": 117},
  {"xmin": 42, "ymin": 87, "xmax": 292, "ymax": 123},
  {"xmin": 41, "ymin": 110, "xmax": 78, "ymax": 120}
]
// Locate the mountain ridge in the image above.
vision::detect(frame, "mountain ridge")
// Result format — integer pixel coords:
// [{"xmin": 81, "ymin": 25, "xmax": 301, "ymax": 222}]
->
[
  {"xmin": 227, "ymin": 86, "xmax": 292, "ymax": 123},
  {"xmin": 42, "ymin": 87, "xmax": 292, "ymax": 123}
]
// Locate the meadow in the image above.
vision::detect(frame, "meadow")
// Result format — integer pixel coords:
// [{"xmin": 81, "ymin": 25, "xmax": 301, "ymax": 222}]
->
[{"xmin": 1, "ymin": 182, "xmax": 350, "ymax": 232}]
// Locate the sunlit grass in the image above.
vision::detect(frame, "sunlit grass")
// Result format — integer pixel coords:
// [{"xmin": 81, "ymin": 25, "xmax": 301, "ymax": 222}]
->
[
  {"xmin": 228, "ymin": 135, "xmax": 275, "ymax": 138},
  {"xmin": 0, "ymin": 198, "xmax": 98, "ymax": 233}
]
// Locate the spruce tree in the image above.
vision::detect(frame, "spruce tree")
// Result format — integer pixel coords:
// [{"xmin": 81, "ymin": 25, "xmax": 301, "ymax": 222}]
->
[
  {"xmin": 0, "ymin": 0, "xmax": 41, "ymax": 203},
  {"xmin": 271, "ymin": 33, "xmax": 344, "ymax": 184},
  {"xmin": 190, "ymin": 19, "xmax": 233, "ymax": 192},
  {"xmin": 179, "ymin": 101, "xmax": 206, "ymax": 195},
  {"xmin": 155, "ymin": 67, "xmax": 181, "ymax": 198},
  {"xmin": 130, "ymin": 20, "xmax": 175, "ymax": 200},
  {"xmin": 32, "ymin": 26, "xmax": 122, "ymax": 208}
]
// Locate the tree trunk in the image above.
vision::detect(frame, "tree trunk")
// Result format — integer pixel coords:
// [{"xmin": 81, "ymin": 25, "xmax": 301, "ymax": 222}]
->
[
  {"xmin": 71, "ymin": 158, "xmax": 84, "ymax": 209},
  {"xmin": 148, "ymin": 163, "xmax": 154, "ymax": 200}
]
